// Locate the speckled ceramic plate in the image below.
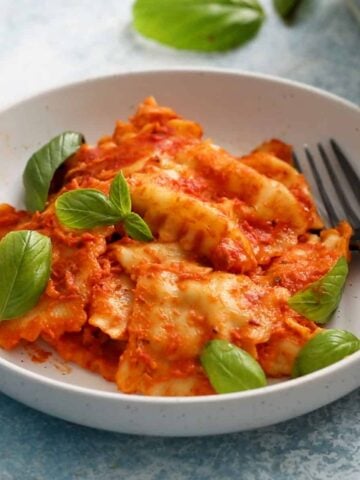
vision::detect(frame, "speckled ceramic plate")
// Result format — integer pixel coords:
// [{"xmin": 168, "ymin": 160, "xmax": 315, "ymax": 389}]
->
[{"xmin": 0, "ymin": 70, "xmax": 359, "ymax": 436}]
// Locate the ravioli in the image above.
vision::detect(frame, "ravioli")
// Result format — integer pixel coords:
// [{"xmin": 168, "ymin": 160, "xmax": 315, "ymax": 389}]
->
[{"xmin": 0, "ymin": 97, "xmax": 351, "ymax": 396}]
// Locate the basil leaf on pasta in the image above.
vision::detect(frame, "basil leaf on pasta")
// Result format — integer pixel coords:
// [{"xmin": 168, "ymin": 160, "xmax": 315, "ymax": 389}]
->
[
  {"xmin": 292, "ymin": 329, "xmax": 360, "ymax": 377},
  {"xmin": 23, "ymin": 131, "xmax": 84, "ymax": 213},
  {"xmin": 55, "ymin": 189, "xmax": 121, "ymax": 230},
  {"xmin": 109, "ymin": 171, "xmax": 132, "ymax": 217},
  {"xmin": 201, "ymin": 339, "xmax": 266, "ymax": 393},
  {"xmin": 123, "ymin": 212, "xmax": 153, "ymax": 242},
  {"xmin": 55, "ymin": 175, "xmax": 153, "ymax": 242},
  {"xmin": 0, "ymin": 231, "xmax": 52, "ymax": 320},
  {"xmin": 288, "ymin": 257, "xmax": 348, "ymax": 324}
]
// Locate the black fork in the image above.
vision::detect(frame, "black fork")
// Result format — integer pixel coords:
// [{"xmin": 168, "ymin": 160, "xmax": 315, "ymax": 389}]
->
[{"xmin": 293, "ymin": 139, "xmax": 360, "ymax": 250}]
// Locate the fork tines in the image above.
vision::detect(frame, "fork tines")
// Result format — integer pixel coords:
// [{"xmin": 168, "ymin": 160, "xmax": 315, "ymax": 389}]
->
[{"xmin": 293, "ymin": 140, "xmax": 360, "ymax": 248}]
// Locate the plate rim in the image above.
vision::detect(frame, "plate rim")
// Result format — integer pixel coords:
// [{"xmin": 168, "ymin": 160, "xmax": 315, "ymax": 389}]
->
[
  {"xmin": 0, "ymin": 67, "xmax": 359, "ymax": 406},
  {"xmin": 1, "ymin": 341, "xmax": 359, "ymax": 404},
  {"xmin": 0, "ymin": 67, "xmax": 359, "ymax": 115}
]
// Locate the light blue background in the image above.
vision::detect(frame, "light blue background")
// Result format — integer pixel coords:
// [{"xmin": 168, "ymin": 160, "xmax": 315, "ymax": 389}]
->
[{"xmin": 0, "ymin": 1, "xmax": 359, "ymax": 479}]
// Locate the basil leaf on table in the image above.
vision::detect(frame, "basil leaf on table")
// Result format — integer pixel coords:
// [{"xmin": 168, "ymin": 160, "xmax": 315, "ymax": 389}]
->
[
  {"xmin": 109, "ymin": 172, "xmax": 132, "ymax": 217},
  {"xmin": 55, "ymin": 189, "xmax": 121, "ymax": 230},
  {"xmin": 292, "ymin": 329, "xmax": 360, "ymax": 378},
  {"xmin": 273, "ymin": 0, "xmax": 301, "ymax": 17},
  {"xmin": 123, "ymin": 212, "xmax": 153, "ymax": 242},
  {"xmin": 0, "ymin": 230, "xmax": 52, "ymax": 321},
  {"xmin": 23, "ymin": 131, "xmax": 84, "ymax": 213},
  {"xmin": 133, "ymin": 0, "xmax": 265, "ymax": 52},
  {"xmin": 200, "ymin": 339, "xmax": 267, "ymax": 393},
  {"xmin": 288, "ymin": 257, "xmax": 348, "ymax": 324}
]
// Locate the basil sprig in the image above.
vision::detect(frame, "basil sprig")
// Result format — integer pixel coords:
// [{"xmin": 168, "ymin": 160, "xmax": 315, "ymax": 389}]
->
[
  {"xmin": 200, "ymin": 339, "xmax": 267, "ymax": 394},
  {"xmin": 109, "ymin": 171, "xmax": 132, "ymax": 216},
  {"xmin": 288, "ymin": 257, "xmax": 348, "ymax": 324},
  {"xmin": 54, "ymin": 190, "xmax": 121, "ymax": 229},
  {"xmin": 0, "ymin": 230, "xmax": 52, "ymax": 321},
  {"xmin": 292, "ymin": 329, "xmax": 360, "ymax": 378},
  {"xmin": 55, "ymin": 172, "xmax": 153, "ymax": 242},
  {"xmin": 123, "ymin": 213, "xmax": 154, "ymax": 242},
  {"xmin": 23, "ymin": 131, "xmax": 84, "ymax": 213},
  {"xmin": 133, "ymin": 0, "xmax": 265, "ymax": 52}
]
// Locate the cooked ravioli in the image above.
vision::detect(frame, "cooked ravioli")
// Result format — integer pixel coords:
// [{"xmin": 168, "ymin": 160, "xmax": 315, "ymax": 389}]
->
[{"xmin": 0, "ymin": 97, "xmax": 351, "ymax": 396}]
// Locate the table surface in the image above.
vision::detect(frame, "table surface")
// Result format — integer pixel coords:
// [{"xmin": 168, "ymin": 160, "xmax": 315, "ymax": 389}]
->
[{"xmin": 0, "ymin": 1, "xmax": 359, "ymax": 479}]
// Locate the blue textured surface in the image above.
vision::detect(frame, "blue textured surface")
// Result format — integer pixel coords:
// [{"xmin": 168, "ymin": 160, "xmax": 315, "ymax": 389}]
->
[
  {"xmin": 1, "ymin": 390, "xmax": 360, "ymax": 480},
  {"xmin": 0, "ymin": 0, "xmax": 359, "ymax": 479}
]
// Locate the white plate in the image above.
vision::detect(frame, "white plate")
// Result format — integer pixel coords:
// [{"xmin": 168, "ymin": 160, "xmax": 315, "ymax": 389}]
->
[{"xmin": 0, "ymin": 70, "xmax": 359, "ymax": 436}]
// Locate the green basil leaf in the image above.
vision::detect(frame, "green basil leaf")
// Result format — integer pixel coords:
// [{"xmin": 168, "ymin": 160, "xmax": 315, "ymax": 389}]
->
[
  {"xmin": 288, "ymin": 257, "xmax": 348, "ymax": 324},
  {"xmin": 273, "ymin": 0, "xmax": 301, "ymax": 17},
  {"xmin": 133, "ymin": 0, "xmax": 265, "ymax": 52},
  {"xmin": 292, "ymin": 329, "xmax": 360, "ymax": 378},
  {"xmin": 0, "ymin": 231, "xmax": 52, "ymax": 320},
  {"xmin": 55, "ymin": 189, "xmax": 121, "ymax": 230},
  {"xmin": 109, "ymin": 172, "xmax": 131, "ymax": 217},
  {"xmin": 123, "ymin": 212, "xmax": 153, "ymax": 242},
  {"xmin": 200, "ymin": 339, "xmax": 266, "ymax": 393},
  {"xmin": 23, "ymin": 132, "xmax": 84, "ymax": 213}
]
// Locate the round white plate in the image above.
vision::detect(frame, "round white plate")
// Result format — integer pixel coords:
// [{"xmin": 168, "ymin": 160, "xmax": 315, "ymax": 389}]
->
[{"xmin": 0, "ymin": 70, "xmax": 359, "ymax": 436}]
